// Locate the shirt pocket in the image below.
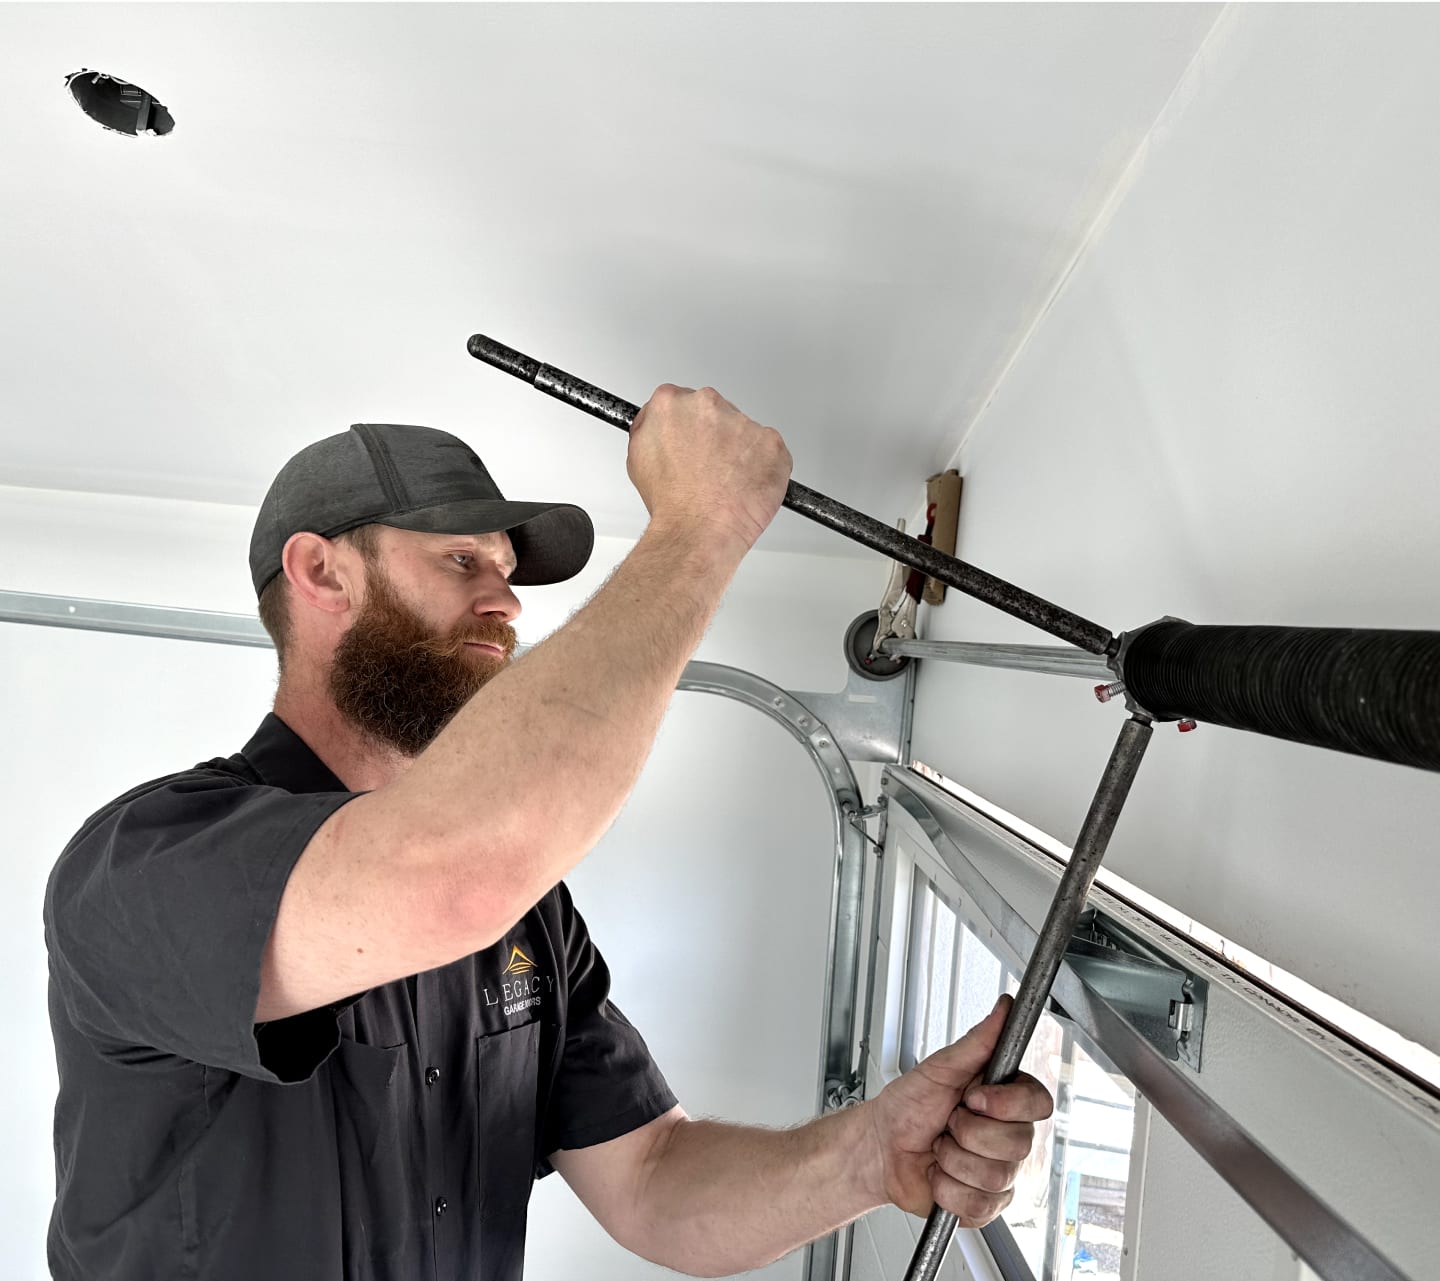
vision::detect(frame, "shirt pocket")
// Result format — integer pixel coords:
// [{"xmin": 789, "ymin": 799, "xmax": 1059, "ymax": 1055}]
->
[
  {"xmin": 331, "ymin": 1038, "xmax": 415, "ymax": 1270},
  {"xmin": 474, "ymin": 1021, "xmax": 542, "ymax": 1271}
]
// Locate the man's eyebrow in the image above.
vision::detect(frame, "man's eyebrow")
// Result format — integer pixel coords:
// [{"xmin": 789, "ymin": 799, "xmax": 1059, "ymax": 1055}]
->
[{"xmin": 439, "ymin": 535, "xmax": 518, "ymax": 575}]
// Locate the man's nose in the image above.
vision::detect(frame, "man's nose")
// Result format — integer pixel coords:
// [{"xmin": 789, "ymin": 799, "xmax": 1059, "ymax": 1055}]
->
[{"xmin": 473, "ymin": 575, "xmax": 521, "ymax": 624}]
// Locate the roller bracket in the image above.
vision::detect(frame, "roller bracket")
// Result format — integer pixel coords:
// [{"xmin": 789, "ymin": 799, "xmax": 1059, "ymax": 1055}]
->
[
  {"xmin": 1066, "ymin": 909, "xmax": 1208, "ymax": 1071},
  {"xmin": 794, "ymin": 650, "xmax": 916, "ymax": 762},
  {"xmin": 823, "ymin": 1074, "xmax": 866, "ymax": 1111}
]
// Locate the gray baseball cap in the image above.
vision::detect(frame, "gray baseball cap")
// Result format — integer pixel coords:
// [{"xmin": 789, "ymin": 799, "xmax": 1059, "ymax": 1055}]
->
[{"xmin": 249, "ymin": 423, "xmax": 594, "ymax": 595}]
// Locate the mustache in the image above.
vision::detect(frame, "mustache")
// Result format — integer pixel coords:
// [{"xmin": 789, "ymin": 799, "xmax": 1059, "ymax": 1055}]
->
[{"xmin": 410, "ymin": 617, "xmax": 518, "ymax": 660}]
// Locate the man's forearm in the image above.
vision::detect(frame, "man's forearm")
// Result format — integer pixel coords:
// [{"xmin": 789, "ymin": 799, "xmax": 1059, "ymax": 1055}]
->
[
  {"xmin": 626, "ymin": 1106, "xmax": 885, "ymax": 1276},
  {"xmin": 388, "ymin": 515, "xmax": 749, "ymax": 943}
]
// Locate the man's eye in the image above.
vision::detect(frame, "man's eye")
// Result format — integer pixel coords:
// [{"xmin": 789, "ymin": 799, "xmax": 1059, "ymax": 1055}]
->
[{"xmin": 450, "ymin": 553, "xmax": 473, "ymax": 569}]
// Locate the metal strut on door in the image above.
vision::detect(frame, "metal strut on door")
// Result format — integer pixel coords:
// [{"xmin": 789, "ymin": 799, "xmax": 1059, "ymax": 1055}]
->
[{"xmin": 467, "ymin": 334, "xmax": 1440, "ymax": 1281}]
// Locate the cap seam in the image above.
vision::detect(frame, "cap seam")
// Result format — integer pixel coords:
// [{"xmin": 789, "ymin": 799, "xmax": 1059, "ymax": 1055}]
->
[{"xmin": 350, "ymin": 424, "xmax": 410, "ymax": 511}]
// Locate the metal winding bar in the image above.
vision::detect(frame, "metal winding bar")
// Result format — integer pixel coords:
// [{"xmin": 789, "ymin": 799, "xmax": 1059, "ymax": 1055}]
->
[
  {"xmin": 902, "ymin": 715, "xmax": 1154, "ymax": 1281},
  {"xmin": 467, "ymin": 334, "xmax": 1117, "ymax": 655}
]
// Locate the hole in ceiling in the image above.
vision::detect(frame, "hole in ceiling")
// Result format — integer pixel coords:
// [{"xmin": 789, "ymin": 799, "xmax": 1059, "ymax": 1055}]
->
[{"xmin": 64, "ymin": 69, "xmax": 174, "ymax": 138}]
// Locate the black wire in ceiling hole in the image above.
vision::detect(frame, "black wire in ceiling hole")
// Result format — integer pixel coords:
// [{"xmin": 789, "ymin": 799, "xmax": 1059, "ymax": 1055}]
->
[{"xmin": 64, "ymin": 69, "xmax": 174, "ymax": 137}]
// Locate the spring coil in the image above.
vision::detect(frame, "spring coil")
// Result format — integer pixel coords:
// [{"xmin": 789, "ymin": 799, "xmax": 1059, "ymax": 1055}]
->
[{"xmin": 1121, "ymin": 622, "xmax": 1440, "ymax": 771}]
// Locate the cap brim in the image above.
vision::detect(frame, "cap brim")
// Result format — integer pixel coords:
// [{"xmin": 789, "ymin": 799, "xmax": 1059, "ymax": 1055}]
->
[{"xmin": 379, "ymin": 499, "xmax": 594, "ymax": 586}]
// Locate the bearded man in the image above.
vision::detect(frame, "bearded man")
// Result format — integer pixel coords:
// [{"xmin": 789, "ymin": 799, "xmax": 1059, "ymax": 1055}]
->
[{"xmin": 43, "ymin": 387, "xmax": 1051, "ymax": 1281}]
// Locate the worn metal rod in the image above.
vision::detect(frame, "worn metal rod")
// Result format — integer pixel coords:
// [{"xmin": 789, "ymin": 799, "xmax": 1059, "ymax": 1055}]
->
[
  {"xmin": 903, "ymin": 714, "xmax": 1153, "ymax": 1281},
  {"xmin": 878, "ymin": 638, "xmax": 1115, "ymax": 680},
  {"xmin": 467, "ymin": 335, "xmax": 1116, "ymax": 656}
]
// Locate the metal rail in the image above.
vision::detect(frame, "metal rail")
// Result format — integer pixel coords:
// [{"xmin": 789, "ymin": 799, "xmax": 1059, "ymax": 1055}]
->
[
  {"xmin": 883, "ymin": 768, "xmax": 1425, "ymax": 1281},
  {"xmin": 0, "ymin": 589, "xmax": 273, "ymax": 647}
]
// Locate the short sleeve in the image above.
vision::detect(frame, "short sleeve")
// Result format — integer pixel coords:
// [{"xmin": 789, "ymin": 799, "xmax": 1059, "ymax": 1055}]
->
[
  {"xmin": 539, "ymin": 887, "xmax": 678, "ymax": 1173},
  {"xmin": 44, "ymin": 772, "xmax": 361, "ymax": 1083}
]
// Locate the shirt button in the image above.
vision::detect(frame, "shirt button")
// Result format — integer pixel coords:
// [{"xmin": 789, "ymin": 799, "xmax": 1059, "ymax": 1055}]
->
[
  {"xmin": 434, "ymin": 1197, "xmax": 448, "ymax": 1217},
  {"xmin": 425, "ymin": 1066, "xmax": 441, "ymax": 1086}
]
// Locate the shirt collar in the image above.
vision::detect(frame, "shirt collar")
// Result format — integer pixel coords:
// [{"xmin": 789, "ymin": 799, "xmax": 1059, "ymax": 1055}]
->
[{"xmin": 240, "ymin": 713, "xmax": 349, "ymax": 794}]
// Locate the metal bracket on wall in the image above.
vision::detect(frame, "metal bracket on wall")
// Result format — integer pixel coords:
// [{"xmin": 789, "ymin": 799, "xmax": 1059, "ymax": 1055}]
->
[
  {"xmin": 1066, "ymin": 909, "xmax": 1207, "ymax": 1072},
  {"xmin": 791, "ymin": 655, "xmax": 917, "ymax": 765}
]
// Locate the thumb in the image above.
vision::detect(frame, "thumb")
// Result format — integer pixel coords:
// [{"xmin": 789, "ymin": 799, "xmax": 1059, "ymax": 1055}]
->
[{"xmin": 917, "ymin": 993, "xmax": 1013, "ymax": 1087}]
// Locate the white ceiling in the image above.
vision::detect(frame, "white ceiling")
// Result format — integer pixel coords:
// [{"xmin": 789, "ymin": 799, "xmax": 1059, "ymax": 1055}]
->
[{"xmin": 1, "ymin": 2, "xmax": 1221, "ymax": 555}]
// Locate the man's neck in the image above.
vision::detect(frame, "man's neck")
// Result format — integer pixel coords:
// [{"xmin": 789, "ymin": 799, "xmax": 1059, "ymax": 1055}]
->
[{"xmin": 272, "ymin": 676, "xmax": 411, "ymax": 792}]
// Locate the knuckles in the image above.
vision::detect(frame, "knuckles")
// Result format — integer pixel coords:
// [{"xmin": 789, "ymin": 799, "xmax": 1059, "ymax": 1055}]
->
[
  {"xmin": 993, "ymin": 1073, "xmax": 1054, "ymax": 1122},
  {"xmin": 958, "ymin": 1187, "xmax": 1013, "ymax": 1229},
  {"xmin": 933, "ymin": 1136, "xmax": 1022, "ymax": 1195},
  {"xmin": 634, "ymin": 383, "xmax": 791, "ymax": 524},
  {"xmin": 973, "ymin": 1159, "xmax": 1020, "ymax": 1196},
  {"xmin": 927, "ymin": 1170, "xmax": 1013, "ymax": 1228},
  {"xmin": 947, "ymin": 1110, "xmax": 1036, "ymax": 1164}
]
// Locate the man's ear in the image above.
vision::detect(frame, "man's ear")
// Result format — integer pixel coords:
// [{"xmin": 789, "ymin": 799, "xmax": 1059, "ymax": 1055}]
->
[{"xmin": 281, "ymin": 532, "xmax": 360, "ymax": 616}]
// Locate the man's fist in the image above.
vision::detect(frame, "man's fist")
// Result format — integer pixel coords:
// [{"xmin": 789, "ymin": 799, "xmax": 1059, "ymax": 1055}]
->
[
  {"xmin": 863, "ymin": 995, "xmax": 1054, "ymax": 1226},
  {"xmin": 628, "ymin": 384, "xmax": 792, "ymax": 554}
]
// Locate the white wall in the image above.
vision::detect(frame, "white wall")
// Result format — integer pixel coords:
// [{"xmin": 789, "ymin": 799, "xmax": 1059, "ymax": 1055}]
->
[
  {"xmin": 1126, "ymin": 1107, "xmax": 1296, "ymax": 1281},
  {"xmin": 910, "ymin": 4, "xmax": 1440, "ymax": 1058},
  {"xmin": 0, "ymin": 483, "xmax": 880, "ymax": 1280}
]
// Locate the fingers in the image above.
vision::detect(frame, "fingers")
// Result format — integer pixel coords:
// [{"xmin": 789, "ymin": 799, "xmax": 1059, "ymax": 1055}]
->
[
  {"xmin": 927, "ymin": 1157, "xmax": 1014, "ymax": 1229},
  {"xmin": 924, "ymin": 1071, "xmax": 1051, "ymax": 1228},
  {"xmin": 946, "ymin": 1106, "xmax": 1036, "ymax": 1165},
  {"xmin": 962, "ymin": 1070, "xmax": 1054, "ymax": 1126},
  {"xmin": 627, "ymin": 383, "xmax": 792, "ymax": 551},
  {"xmin": 926, "ymin": 1103, "xmax": 1037, "ymax": 1229},
  {"xmin": 878, "ymin": 1000, "xmax": 1054, "ymax": 1230},
  {"xmin": 932, "ymin": 1132, "xmax": 1024, "ymax": 1194},
  {"xmin": 929, "ymin": 1066, "xmax": 1052, "ymax": 1228}
]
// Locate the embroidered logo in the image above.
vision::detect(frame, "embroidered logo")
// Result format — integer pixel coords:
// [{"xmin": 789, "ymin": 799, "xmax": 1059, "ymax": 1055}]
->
[
  {"xmin": 483, "ymin": 942, "xmax": 552, "ymax": 1018},
  {"xmin": 502, "ymin": 945, "xmax": 537, "ymax": 977}
]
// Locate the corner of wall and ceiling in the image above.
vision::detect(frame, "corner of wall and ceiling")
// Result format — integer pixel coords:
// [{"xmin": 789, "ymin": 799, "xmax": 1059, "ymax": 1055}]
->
[{"xmin": 932, "ymin": 2, "xmax": 1241, "ymax": 485}]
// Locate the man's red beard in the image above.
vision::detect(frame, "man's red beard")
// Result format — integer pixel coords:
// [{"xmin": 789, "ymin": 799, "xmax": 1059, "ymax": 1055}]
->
[{"xmin": 329, "ymin": 563, "xmax": 517, "ymax": 757}]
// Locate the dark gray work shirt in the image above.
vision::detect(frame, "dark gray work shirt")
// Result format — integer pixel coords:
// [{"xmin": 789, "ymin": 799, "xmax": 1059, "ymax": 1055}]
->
[{"xmin": 43, "ymin": 714, "xmax": 676, "ymax": 1281}]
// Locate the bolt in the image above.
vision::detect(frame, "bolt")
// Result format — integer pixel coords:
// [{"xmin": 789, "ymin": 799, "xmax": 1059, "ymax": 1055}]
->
[
  {"xmin": 1178, "ymin": 718, "xmax": 1198, "ymax": 733},
  {"xmin": 1094, "ymin": 681, "xmax": 1126, "ymax": 704}
]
